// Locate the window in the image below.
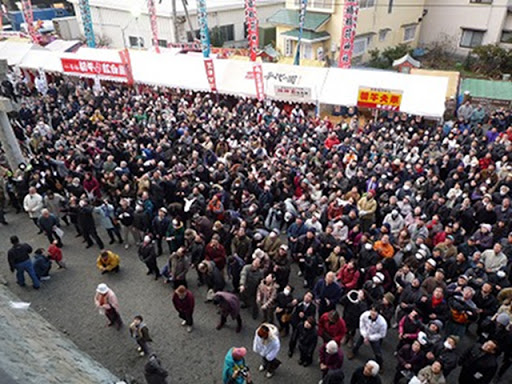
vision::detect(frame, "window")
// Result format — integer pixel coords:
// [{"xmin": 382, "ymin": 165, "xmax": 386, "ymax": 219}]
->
[
  {"xmin": 302, "ymin": 43, "xmax": 312, "ymax": 59},
  {"xmin": 379, "ymin": 29, "xmax": 389, "ymax": 42},
  {"xmin": 460, "ymin": 29, "xmax": 484, "ymax": 48},
  {"xmin": 501, "ymin": 30, "xmax": 512, "ymax": 43},
  {"xmin": 187, "ymin": 30, "xmax": 200, "ymax": 42},
  {"xmin": 469, "ymin": 0, "xmax": 492, "ymax": 4},
  {"xmin": 353, "ymin": 35, "xmax": 372, "ymax": 56},
  {"xmin": 388, "ymin": 0, "xmax": 394, "ymax": 13},
  {"xmin": 403, "ymin": 25, "xmax": 417, "ymax": 42},
  {"xmin": 360, "ymin": 0, "xmax": 376, "ymax": 9},
  {"xmin": 284, "ymin": 38, "xmax": 293, "ymax": 56},
  {"xmin": 218, "ymin": 24, "xmax": 235, "ymax": 42},
  {"xmin": 293, "ymin": 0, "xmax": 334, "ymax": 11},
  {"xmin": 129, "ymin": 36, "xmax": 144, "ymax": 48}
]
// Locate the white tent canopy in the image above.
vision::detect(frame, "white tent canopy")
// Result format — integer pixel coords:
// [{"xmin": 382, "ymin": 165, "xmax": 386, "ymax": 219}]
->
[
  {"xmin": 9, "ymin": 41, "xmax": 449, "ymax": 117},
  {"xmin": 320, "ymin": 68, "xmax": 449, "ymax": 117},
  {"xmin": 0, "ymin": 41, "xmax": 45, "ymax": 66}
]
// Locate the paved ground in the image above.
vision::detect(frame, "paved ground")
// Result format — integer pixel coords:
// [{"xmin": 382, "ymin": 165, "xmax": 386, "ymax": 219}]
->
[{"xmin": 1, "ymin": 210, "xmax": 511, "ymax": 384}]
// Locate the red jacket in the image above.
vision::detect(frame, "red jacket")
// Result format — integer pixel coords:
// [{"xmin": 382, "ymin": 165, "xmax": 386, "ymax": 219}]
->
[
  {"xmin": 172, "ymin": 291, "xmax": 195, "ymax": 316},
  {"xmin": 337, "ymin": 264, "xmax": 360, "ymax": 290},
  {"xmin": 204, "ymin": 243, "xmax": 226, "ymax": 270},
  {"xmin": 317, "ymin": 312, "xmax": 346, "ymax": 345}
]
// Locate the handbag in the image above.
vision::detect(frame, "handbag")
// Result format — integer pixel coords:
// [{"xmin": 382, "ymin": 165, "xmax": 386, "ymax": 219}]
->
[
  {"xmin": 54, "ymin": 227, "xmax": 64, "ymax": 238},
  {"xmin": 281, "ymin": 313, "xmax": 292, "ymax": 323}
]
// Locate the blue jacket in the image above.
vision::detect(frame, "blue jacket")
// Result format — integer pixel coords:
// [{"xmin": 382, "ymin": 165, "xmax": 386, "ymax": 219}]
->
[{"xmin": 223, "ymin": 348, "xmax": 248, "ymax": 384}]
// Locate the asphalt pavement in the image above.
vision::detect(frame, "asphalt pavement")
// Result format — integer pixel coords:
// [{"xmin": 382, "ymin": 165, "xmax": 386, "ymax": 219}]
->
[{"xmin": 0, "ymin": 210, "xmax": 510, "ymax": 384}]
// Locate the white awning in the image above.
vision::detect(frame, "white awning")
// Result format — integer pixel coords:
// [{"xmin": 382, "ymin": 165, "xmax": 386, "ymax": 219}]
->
[
  {"xmin": 320, "ymin": 68, "xmax": 449, "ymax": 117},
  {"xmin": 0, "ymin": 41, "xmax": 44, "ymax": 66},
  {"xmin": 19, "ymin": 50, "xmax": 63, "ymax": 73}
]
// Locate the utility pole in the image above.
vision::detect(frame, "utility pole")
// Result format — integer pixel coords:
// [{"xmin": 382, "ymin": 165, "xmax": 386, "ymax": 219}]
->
[
  {"xmin": 171, "ymin": 0, "xmax": 179, "ymax": 43},
  {"xmin": 182, "ymin": 0, "xmax": 195, "ymax": 40},
  {"xmin": 0, "ymin": 60, "xmax": 25, "ymax": 171}
]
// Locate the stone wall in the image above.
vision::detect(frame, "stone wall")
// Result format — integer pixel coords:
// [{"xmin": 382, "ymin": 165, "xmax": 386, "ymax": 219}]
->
[{"xmin": 0, "ymin": 285, "xmax": 120, "ymax": 384}]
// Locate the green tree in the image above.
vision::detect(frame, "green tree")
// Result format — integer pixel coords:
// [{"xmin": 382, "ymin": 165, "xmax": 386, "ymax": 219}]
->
[
  {"xmin": 471, "ymin": 44, "xmax": 512, "ymax": 77},
  {"xmin": 209, "ymin": 26, "xmax": 225, "ymax": 48}
]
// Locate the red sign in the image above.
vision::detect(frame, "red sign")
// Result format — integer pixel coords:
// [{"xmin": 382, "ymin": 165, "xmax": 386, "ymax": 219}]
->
[
  {"xmin": 204, "ymin": 58, "xmax": 217, "ymax": 92},
  {"xmin": 147, "ymin": 0, "xmax": 160, "ymax": 53},
  {"xmin": 245, "ymin": 0, "xmax": 259, "ymax": 62},
  {"xmin": 252, "ymin": 63, "xmax": 265, "ymax": 100},
  {"xmin": 61, "ymin": 58, "xmax": 128, "ymax": 79}
]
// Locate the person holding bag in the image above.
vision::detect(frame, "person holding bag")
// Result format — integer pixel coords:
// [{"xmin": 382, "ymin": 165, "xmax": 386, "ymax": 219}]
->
[{"xmin": 94, "ymin": 283, "xmax": 123, "ymax": 330}]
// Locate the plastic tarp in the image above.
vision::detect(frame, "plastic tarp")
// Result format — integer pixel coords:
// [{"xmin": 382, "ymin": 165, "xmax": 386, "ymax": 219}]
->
[
  {"xmin": 319, "ymin": 68, "xmax": 449, "ymax": 118},
  {"xmin": 0, "ymin": 41, "xmax": 43, "ymax": 66},
  {"xmin": 19, "ymin": 50, "xmax": 63, "ymax": 73}
]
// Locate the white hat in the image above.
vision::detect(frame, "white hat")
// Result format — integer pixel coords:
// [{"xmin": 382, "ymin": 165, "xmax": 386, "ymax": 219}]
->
[
  {"xmin": 96, "ymin": 283, "xmax": 109, "ymax": 294},
  {"xmin": 427, "ymin": 259, "xmax": 437, "ymax": 267},
  {"xmin": 367, "ymin": 360, "xmax": 380, "ymax": 376},
  {"xmin": 144, "ymin": 235, "xmax": 152, "ymax": 244},
  {"xmin": 326, "ymin": 340, "xmax": 338, "ymax": 354}
]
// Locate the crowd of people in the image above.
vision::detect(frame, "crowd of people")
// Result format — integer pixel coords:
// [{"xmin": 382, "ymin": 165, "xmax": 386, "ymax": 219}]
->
[{"xmin": 2, "ymin": 73, "xmax": 512, "ymax": 384}]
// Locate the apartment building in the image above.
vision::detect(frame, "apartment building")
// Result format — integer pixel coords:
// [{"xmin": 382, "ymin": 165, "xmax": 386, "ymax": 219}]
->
[
  {"xmin": 419, "ymin": 0, "xmax": 512, "ymax": 56},
  {"xmin": 268, "ymin": 0, "xmax": 426, "ymax": 64}
]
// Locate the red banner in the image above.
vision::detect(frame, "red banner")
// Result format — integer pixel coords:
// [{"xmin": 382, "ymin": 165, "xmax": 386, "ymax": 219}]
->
[
  {"xmin": 147, "ymin": 0, "xmax": 160, "ymax": 53},
  {"xmin": 118, "ymin": 49, "xmax": 134, "ymax": 85},
  {"xmin": 61, "ymin": 58, "xmax": 128, "ymax": 79},
  {"xmin": 338, "ymin": 1, "xmax": 359, "ymax": 68},
  {"xmin": 245, "ymin": 0, "xmax": 259, "ymax": 62},
  {"xmin": 21, "ymin": 0, "xmax": 39, "ymax": 43},
  {"xmin": 204, "ymin": 58, "xmax": 217, "ymax": 92},
  {"xmin": 252, "ymin": 63, "xmax": 265, "ymax": 100}
]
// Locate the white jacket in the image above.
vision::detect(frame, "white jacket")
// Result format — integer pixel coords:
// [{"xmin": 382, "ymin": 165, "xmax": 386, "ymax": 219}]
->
[
  {"xmin": 359, "ymin": 311, "xmax": 387, "ymax": 342},
  {"xmin": 253, "ymin": 323, "xmax": 280, "ymax": 361},
  {"xmin": 23, "ymin": 193, "xmax": 44, "ymax": 218}
]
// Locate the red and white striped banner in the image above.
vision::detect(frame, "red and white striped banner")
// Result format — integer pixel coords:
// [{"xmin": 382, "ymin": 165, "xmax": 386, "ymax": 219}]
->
[
  {"xmin": 21, "ymin": 0, "xmax": 39, "ymax": 43},
  {"xmin": 119, "ymin": 49, "xmax": 135, "ymax": 85},
  {"xmin": 147, "ymin": 0, "xmax": 160, "ymax": 53},
  {"xmin": 338, "ymin": 0, "xmax": 359, "ymax": 69},
  {"xmin": 252, "ymin": 62, "xmax": 264, "ymax": 100}
]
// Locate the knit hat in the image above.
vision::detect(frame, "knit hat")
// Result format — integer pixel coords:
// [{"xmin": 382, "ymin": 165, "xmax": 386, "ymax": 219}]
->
[
  {"xmin": 430, "ymin": 319, "xmax": 443, "ymax": 330},
  {"xmin": 496, "ymin": 313, "xmax": 510, "ymax": 327},
  {"xmin": 326, "ymin": 340, "xmax": 338, "ymax": 354},
  {"xmin": 367, "ymin": 360, "xmax": 380, "ymax": 376},
  {"xmin": 231, "ymin": 347, "xmax": 247, "ymax": 360},
  {"xmin": 383, "ymin": 292, "xmax": 395, "ymax": 304}
]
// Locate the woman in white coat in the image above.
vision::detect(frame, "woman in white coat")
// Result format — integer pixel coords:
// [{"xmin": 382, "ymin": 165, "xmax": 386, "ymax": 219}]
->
[
  {"xmin": 23, "ymin": 186, "xmax": 44, "ymax": 232},
  {"xmin": 253, "ymin": 323, "xmax": 281, "ymax": 378}
]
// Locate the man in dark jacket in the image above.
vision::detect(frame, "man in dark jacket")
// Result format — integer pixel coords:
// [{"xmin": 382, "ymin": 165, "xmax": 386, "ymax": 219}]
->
[
  {"xmin": 350, "ymin": 360, "xmax": 382, "ymax": 384},
  {"xmin": 144, "ymin": 353, "xmax": 169, "ymax": 384},
  {"xmin": 129, "ymin": 315, "xmax": 153, "ymax": 356},
  {"xmin": 297, "ymin": 316, "xmax": 318, "ymax": 367},
  {"xmin": 139, "ymin": 236, "xmax": 160, "ymax": 279},
  {"xmin": 151, "ymin": 208, "xmax": 170, "ymax": 256},
  {"xmin": 425, "ymin": 336, "xmax": 458, "ymax": 377},
  {"xmin": 289, "ymin": 291, "xmax": 317, "ymax": 357},
  {"xmin": 458, "ymin": 340, "xmax": 498, "ymax": 384},
  {"xmin": 7, "ymin": 236, "xmax": 40, "ymax": 289},
  {"xmin": 77, "ymin": 199, "xmax": 104, "ymax": 249},
  {"xmin": 313, "ymin": 271, "xmax": 343, "ymax": 316},
  {"xmin": 38, "ymin": 209, "xmax": 62, "ymax": 247}
]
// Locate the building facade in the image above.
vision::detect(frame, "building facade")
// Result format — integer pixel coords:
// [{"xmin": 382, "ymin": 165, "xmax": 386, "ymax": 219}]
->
[
  {"xmin": 269, "ymin": 0, "xmax": 425, "ymax": 65},
  {"xmin": 419, "ymin": 0, "xmax": 512, "ymax": 56},
  {"xmin": 67, "ymin": 0, "xmax": 283, "ymax": 49}
]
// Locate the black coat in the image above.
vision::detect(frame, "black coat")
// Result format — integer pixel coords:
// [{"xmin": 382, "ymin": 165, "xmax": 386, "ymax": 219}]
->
[
  {"xmin": 350, "ymin": 367, "xmax": 382, "ymax": 384},
  {"xmin": 139, "ymin": 243, "xmax": 157, "ymax": 264},
  {"xmin": 297, "ymin": 323, "xmax": 318, "ymax": 357},
  {"xmin": 291, "ymin": 301, "xmax": 317, "ymax": 327},
  {"xmin": 77, "ymin": 206, "xmax": 96, "ymax": 231},
  {"xmin": 144, "ymin": 356, "xmax": 168, "ymax": 384},
  {"xmin": 458, "ymin": 344, "xmax": 498, "ymax": 384}
]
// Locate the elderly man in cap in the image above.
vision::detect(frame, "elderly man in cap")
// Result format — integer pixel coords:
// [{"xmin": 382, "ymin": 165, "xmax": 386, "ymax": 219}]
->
[{"xmin": 138, "ymin": 235, "xmax": 160, "ymax": 280}]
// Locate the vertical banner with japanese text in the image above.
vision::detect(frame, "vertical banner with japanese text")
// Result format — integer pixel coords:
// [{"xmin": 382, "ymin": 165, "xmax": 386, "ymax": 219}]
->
[
  {"xmin": 78, "ymin": 0, "xmax": 96, "ymax": 48},
  {"xmin": 338, "ymin": 0, "xmax": 359, "ymax": 69},
  {"xmin": 20, "ymin": 0, "xmax": 38, "ymax": 43},
  {"xmin": 245, "ymin": 0, "xmax": 265, "ymax": 100},
  {"xmin": 118, "ymin": 49, "xmax": 134, "ymax": 85},
  {"xmin": 197, "ymin": 0, "xmax": 217, "ymax": 92},
  {"xmin": 244, "ymin": 0, "xmax": 259, "ymax": 62},
  {"xmin": 294, "ymin": 0, "xmax": 307, "ymax": 66},
  {"xmin": 147, "ymin": 0, "xmax": 160, "ymax": 53}
]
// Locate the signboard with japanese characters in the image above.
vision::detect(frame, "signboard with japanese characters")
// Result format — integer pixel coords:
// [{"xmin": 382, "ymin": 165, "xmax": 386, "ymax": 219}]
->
[
  {"xmin": 357, "ymin": 87, "xmax": 403, "ymax": 111},
  {"xmin": 338, "ymin": 1, "xmax": 359, "ymax": 69},
  {"xmin": 274, "ymin": 85, "xmax": 311, "ymax": 99},
  {"xmin": 252, "ymin": 63, "xmax": 265, "ymax": 100},
  {"xmin": 60, "ymin": 58, "xmax": 127, "ymax": 79},
  {"xmin": 245, "ymin": 0, "xmax": 259, "ymax": 62}
]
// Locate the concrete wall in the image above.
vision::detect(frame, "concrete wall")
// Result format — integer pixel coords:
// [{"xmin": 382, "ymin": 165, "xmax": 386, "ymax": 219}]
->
[
  {"xmin": 73, "ymin": 1, "xmax": 283, "ymax": 49},
  {"xmin": 419, "ymin": 0, "xmax": 511, "ymax": 56},
  {"xmin": 0, "ymin": 285, "xmax": 119, "ymax": 384}
]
